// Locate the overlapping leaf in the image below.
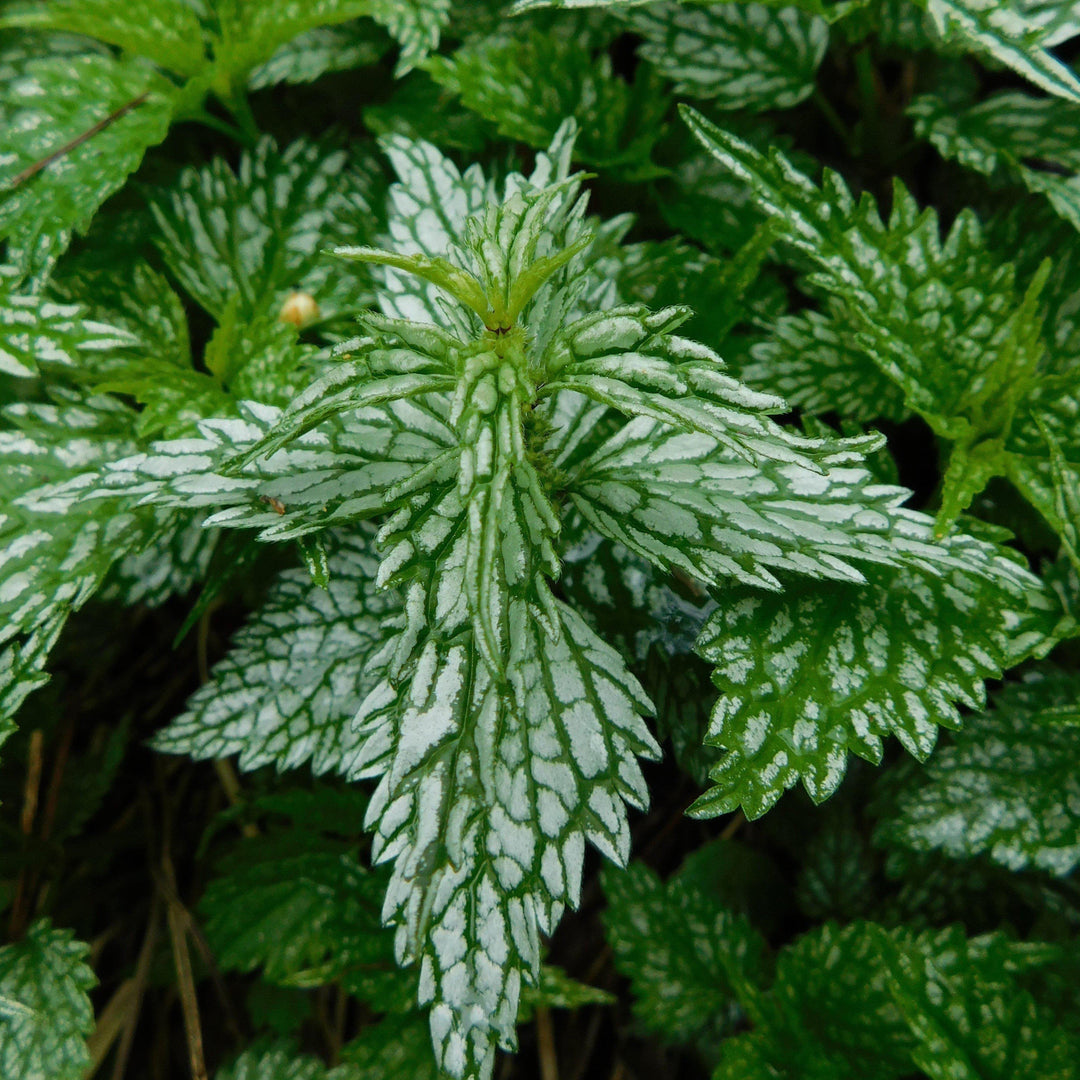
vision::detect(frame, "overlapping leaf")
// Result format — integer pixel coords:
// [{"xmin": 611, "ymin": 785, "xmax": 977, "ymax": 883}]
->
[
  {"xmin": 0, "ymin": 921, "xmax": 96, "ymax": 1080},
  {"xmin": 683, "ymin": 105, "xmax": 1058, "ymax": 530},
  {"xmin": 367, "ymin": 0, "xmax": 452, "ymax": 74},
  {"xmin": 347, "ymin": 602, "xmax": 659, "ymax": 1079},
  {"xmin": 249, "ymin": 20, "xmax": 390, "ymax": 89},
  {"xmin": 622, "ymin": 1, "xmax": 828, "ymax": 111},
  {"xmin": 886, "ymin": 668, "xmax": 1080, "ymax": 875},
  {"xmin": 0, "ymin": 394, "xmax": 168, "ymax": 729},
  {"xmin": 156, "ymin": 531, "xmax": 401, "ymax": 774},
  {"xmin": 712, "ymin": 923, "xmax": 1071, "ymax": 1080},
  {"xmin": 200, "ymin": 834, "xmax": 411, "ymax": 1009},
  {"xmin": 215, "ymin": 0, "xmax": 449, "ymax": 81},
  {"xmin": 563, "ymin": 411, "xmax": 1034, "ymax": 598},
  {"xmin": 151, "ymin": 137, "xmax": 382, "ymax": 325},
  {"xmin": 0, "ymin": 53, "xmax": 175, "ymax": 268},
  {"xmin": 46, "ymin": 398, "xmax": 456, "ymax": 543},
  {"xmin": 713, "ymin": 922, "xmax": 918, "ymax": 1080},
  {"xmin": 426, "ymin": 30, "xmax": 667, "ymax": 173},
  {"xmin": 0, "ymin": 0, "xmax": 207, "ymax": 75},
  {"xmin": 911, "ymin": 91, "xmax": 1080, "ymax": 234},
  {"xmin": 689, "ymin": 539, "xmax": 1058, "ymax": 820},
  {"xmin": 878, "ymin": 925, "xmax": 1079, "ymax": 1079},
  {"xmin": 739, "ymin": 300, "xmax": 908, "ymax": 423},
  {"xmin": 601, "ymin": 847, "xmax": 768, "ymax": 1056},
  {"xmin": 1, "ymin": 266, "xmax": 136, "ymax": 379},
  {"xmin": 922, "ymin": 0, "xmax": 1080, "ymax": 104}
]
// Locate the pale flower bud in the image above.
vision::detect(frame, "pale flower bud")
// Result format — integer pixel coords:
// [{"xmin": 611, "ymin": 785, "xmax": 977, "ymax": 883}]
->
[{"xmin": 278, "ymin": 290, "xmax": 320, "ymax": 328}]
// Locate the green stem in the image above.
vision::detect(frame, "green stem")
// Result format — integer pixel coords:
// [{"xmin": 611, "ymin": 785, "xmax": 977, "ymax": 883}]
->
[
  {"xmin": 188, "ymin": 109, "xmax": 247, "ymax": 143},
  {"xmin": 221, "ymin": 84, "xmax": 260, "ymax": 146}
]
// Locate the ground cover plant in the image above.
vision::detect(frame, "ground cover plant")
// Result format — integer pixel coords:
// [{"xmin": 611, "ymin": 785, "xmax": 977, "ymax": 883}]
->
[{"xmin": 1, "ymin": 0, "xmax": 1080, "ymax": 1077}]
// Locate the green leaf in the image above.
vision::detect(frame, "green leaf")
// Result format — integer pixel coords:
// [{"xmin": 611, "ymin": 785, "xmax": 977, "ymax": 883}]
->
[
  {"xmin": 612, "ymin": 231, "xmax": 783, "ymax": 350},
  {"xmin": 0, "ymin": 920, "xmax": 96, "ymax": 1080},
  {"xmin": 879, "ymin": 925, "xmax": 1080, "ymax": 1079},
  {"xmin": 886, "ymin": 668, "xmax": 1080, "ymax": 875},
  {"xmin": 544, "ymin": 305, "xmax": 836, "ymax": 456},
  {"xmin": 911, "ymin": 91, "xmax": 1080, "ymax": 234},
  {"xmin": 623, "ymin": 1, "xmax": 828, "ymax": 111},
  {"xmin": 342, "ymin": 1014, "xmax": 440, "ymax": 1079},
  {"xmin": 367, "ymin": 0, "xmax": 452, "ymax": 74},
  {"xmin": 99, "ymin": 511, "xmax": 217, "ymax": 607},
  {"xmin": 689, "ymin": 538, "xmax": 1059, "ymax": 819},
  {"xmin": 200, "ymin": 833, "xmax": 412, "ymax": 1009},
  {"xmin": 213, "ymin": 0, "xmax": 379, "ymax": 83},
  {"xmin": 560, "ymin": 533, "xmax": 721, "ymax": 784},
  {"xmin": 714, "ymin": 923, "xmax": 1071, "ymax": 1079},
  {"xmin": 682, "ymin": 106, "xmax": 1041, "ymax": 434},
  {"xmin": 50, "ymin": 261, "xmax": 191, "ymax": 370},
  {"xmin": 216, "ymin": 1041, "xmax": 358, "ymax": 1080},
  {"xmin": 922, "ymin": 0, "xmax": 1080, "ymax": 104},
  {"xmin": 739, "ymin": 300, "xmax": 908, "ymax": 423},
  {"xmin": 248, "ymin": 20, "xmax": 390, "ymax": 89},
  {"xmin": 0, "ymin": 393, "xmax": 176, "ymax": 727},
  {"xmin": 426, "ymin": 30, "xmax": 668, "ymax": 172},
  {"xmin": 54, "ymin": 397, "xmax": 455, "ymax": 544},
  {"xmin": 517, "ymin": 966, "xmax": 615, "ymax": 1020},
  {"xmin": 712, "ymin": 922, "xmax": 930, "ymax": 1080},
  {"xmin": 794, "ymin": 807, "xmax": 877, "ymax": 921},
  {"xmin": 361, "ymin": 125, "xmax": 588, "ymax": 329},
  {"xmin": 215, "ymin": 0, "xmax": 448, "ymax": 82},
  {"xmin": 682, "ymin": 105, "xmax": 1052, "ymax": 528},
  {"xmin": 348, "ymin": 602, "xmax": 658, "ymax": 1078},
  {"xmin": 602, "ymin": 850, "xmax": 768, "ymax": 1056},
  {"xmin": 564, "ymin": 416, "xmax": 975, "ymax": 593},
  {"xmin": 150, "ymin": 136, "xmax": 381, "ymax": 324},
  {"xmin": 46, "ymin": 260, "xmax": 234, "ymax": 439},
  {"xmin": 154, "ymin": 530, "xmax": 401, "ymax": 775},
  {"xmin": 0, "ymin": 54, "xmax": 175, "ymax": 267},
  {"xmin": 0, "ymin": 0, "xmax": 208, "ymax": 76},
  {"xmin": 0, "ymin": 266, "xmax": 136, "ymax": 379},
  {"xmin": 363, "ymin": 72, "xmax": 496, "ymax": 154},
  {"xmin": 511, "ymin": 0, "xmax": 851, "ymax": 18}
]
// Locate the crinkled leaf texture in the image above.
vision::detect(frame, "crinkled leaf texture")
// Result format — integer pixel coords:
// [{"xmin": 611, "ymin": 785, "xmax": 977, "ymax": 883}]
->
[
  {"xmin": 690, "ymin": 541, "xmax": 1058, "ymax": 820},
  {"xmin": 155, "ymin": 530, "xmax": 399, "ymax": 775},
  {"xmin": 681, "ymin": 104, "xmax": 1070, "ymax": 534},
  {"xmin": 200, "ymin": 830, "xmax": 413, "ymax": 1010},
  {"xmin": 622, "ymin": 1, "xmax": 828, "ymax": 111},
  {"xmin": 0, "ymin": 393, "xmax": 210, "ymax": 736},
  {"xmin": 151, "ymin": 136, "xmax": 382, "ymax": 325},
  {"xmin": 601, "ymin": 845, "xmax": 768, "ymax": 1057},
  {"xmin": 0, "ymin": 920, "xmax": 96, "ymax": 1080},
  {"xmin": 886, "ymin": 667, "xmax": 1080, "ymax": 875}
]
